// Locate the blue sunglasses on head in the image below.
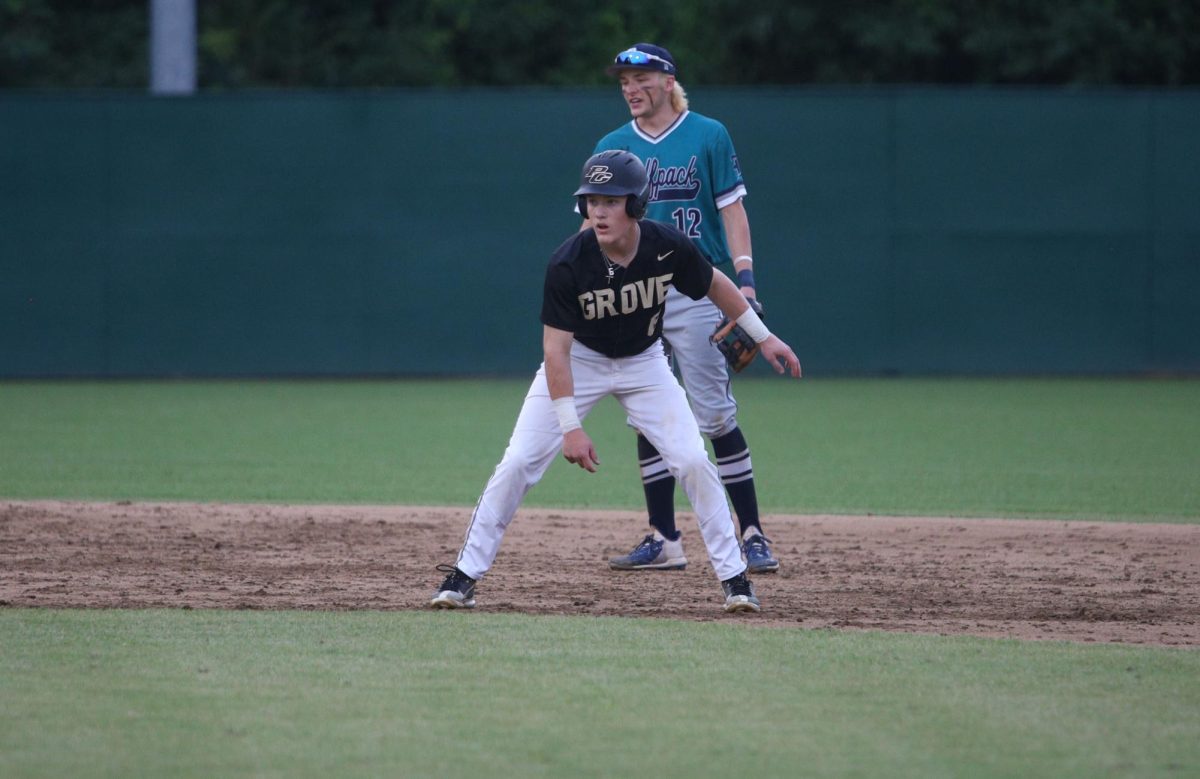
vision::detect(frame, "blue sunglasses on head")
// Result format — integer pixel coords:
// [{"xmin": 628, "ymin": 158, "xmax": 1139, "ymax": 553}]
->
[{"xmin": 614, "ymin": 48, "xmax": 674, "ymax": 71}]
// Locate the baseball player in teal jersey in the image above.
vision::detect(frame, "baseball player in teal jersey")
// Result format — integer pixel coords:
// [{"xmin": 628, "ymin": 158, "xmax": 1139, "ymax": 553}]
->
[{"xmin": 589, "ymin": 43, "xmax": 789, "ymax": 574}]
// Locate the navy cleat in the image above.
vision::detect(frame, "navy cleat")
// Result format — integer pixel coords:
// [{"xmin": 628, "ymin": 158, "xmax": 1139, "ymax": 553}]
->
[
  {"xmin": 430, "ymin": 564, "xmax": 477, "ymax": 609},
  {"xmin": 608, "ymin": 532, "xmax": 687, "ymax": 570},
  {"xmin": 742, "ymin": 532, "xmax": 780, "ymax": 573},
  {"xmin": 721, "ymin": 572, "xmax": 761, "ymax": 613}
]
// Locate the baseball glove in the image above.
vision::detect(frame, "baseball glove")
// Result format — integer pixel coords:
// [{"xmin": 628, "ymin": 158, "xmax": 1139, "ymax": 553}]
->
[{"xmin": 712, "ymin": 298, "xmax": 765, "ymax": 373}]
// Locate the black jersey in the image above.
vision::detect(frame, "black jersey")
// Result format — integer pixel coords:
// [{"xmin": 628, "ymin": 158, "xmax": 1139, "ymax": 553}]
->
[{"xmin": 541, "ymin": 220, "xmax": 714, "ymax": 358}]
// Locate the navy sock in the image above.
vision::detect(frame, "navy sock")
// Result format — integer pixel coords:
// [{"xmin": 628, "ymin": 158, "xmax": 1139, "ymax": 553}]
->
[
  {"xmin": 711, "ymin": 427, "xmax": 761, "ymax": 537},
  {"xmin": 637, "ymin": 433, "xmax": 679, "ymax": 540}
]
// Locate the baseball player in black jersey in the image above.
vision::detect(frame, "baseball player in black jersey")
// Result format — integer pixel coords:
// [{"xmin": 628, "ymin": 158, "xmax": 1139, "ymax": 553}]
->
[{"xmin": 430, "ymin": 150, "xmax": 800, "ymax": 613}]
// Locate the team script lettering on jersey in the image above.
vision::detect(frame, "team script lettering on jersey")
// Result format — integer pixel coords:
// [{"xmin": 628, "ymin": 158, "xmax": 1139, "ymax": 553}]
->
[{"xmin": 646, "ymin": 156, "xmax": 700, "ymax": 202}]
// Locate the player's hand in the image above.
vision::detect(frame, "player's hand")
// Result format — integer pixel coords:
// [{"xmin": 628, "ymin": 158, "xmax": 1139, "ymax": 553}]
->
[
  {"xmin": 562, "ymin": 428, "xmax": 600, "ymax": 472},
  {"xmin": 759, "ymin": 335, "xmax": 801, "ymax": 378}
]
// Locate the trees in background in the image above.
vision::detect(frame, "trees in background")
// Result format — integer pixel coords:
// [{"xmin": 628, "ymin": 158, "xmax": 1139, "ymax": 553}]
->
[{"xmin": 2, "ymin": 0, "xmax": 1197, "ymax": 88}]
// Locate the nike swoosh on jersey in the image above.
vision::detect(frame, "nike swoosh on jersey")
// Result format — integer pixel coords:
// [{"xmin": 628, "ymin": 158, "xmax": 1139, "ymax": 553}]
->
[{"xmin": 656, "ymin": 251, "xmax": 674, "ymax": 261}]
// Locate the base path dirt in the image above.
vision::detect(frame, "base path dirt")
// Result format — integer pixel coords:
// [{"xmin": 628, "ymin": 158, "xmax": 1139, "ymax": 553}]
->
[{"xmin": 2, "ymin": 501, "xmax": 1197, "ymax": 646}]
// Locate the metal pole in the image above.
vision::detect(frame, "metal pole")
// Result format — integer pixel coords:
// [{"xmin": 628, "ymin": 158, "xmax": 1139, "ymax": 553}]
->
[{"xmin": 150, "ymin": 0, "xmax": 196, "ymax": 95}]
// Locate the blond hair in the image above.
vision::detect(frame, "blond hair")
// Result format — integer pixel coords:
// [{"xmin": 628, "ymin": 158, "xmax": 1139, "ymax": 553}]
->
[{"xmin": 671, "ymin": 81, "xmax": 689, "ymax": 113}]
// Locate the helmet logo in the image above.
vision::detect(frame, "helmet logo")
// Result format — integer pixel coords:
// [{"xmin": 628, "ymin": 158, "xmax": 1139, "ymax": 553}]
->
[{"xmin": 584, "ymin": 165, "xmax": 614, "ymax": 184}]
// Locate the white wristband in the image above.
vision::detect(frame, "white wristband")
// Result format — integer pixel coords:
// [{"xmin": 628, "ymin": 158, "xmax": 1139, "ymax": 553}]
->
[
  {"xmin": 733, "ymin": 255, "xmax": 753, "ymax": 265},
  {"xmin": 736, "ymin": 306, "xmax": 771, "ymax": 344},
  {"xmin": 552, "ymin": 396, "xmax": 582, "ymax": 434}
]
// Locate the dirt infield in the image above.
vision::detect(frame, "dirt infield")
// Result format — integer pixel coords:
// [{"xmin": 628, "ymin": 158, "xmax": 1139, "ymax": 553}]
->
[{"xmin": 2, "ymin": 500, "xmax": 1197, "ymax": 646}]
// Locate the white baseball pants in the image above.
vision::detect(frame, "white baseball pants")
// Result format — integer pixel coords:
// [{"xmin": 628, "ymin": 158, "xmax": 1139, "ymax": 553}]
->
[{"xmin": 454, "ymin": 339, "xmax": 746, "ymax": 582}]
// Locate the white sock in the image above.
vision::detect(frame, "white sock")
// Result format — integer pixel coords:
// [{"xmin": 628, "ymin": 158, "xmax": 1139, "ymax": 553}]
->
[{"xmin": 660, "ymin": 533, "xmax": 684, "ymax": 556}]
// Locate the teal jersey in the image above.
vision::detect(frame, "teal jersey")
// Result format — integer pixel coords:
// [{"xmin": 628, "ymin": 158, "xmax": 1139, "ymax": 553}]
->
[{"xmin": 593, "ymin": 110, "xmax": 747, "ymax": 267}]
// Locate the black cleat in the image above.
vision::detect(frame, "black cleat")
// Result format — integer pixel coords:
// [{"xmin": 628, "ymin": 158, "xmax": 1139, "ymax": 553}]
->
[
  {"xmin": 721, "ymin": 571, "xmax": 761, "ymax": 613},
  {"xmin": 430, "ymin": 564, "xmax": 477, "ymax": 609}
]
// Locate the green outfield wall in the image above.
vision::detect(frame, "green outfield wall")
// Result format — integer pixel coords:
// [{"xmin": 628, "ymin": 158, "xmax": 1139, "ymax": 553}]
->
[{"xmin": 2, "ymin": 88, "xmax": 1197, "ymax": 376}]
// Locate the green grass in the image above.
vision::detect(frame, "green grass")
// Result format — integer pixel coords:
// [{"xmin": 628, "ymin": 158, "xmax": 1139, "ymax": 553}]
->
[
  {"xmin": 1, "ymin": 378, "xmax": 1197, "ymax": 520},
  {"xmin": 2, "ymin": 609, "xmax": 1197, "ymax": 779},
  {"xmin": 3, "ymin": 377, "xmax": 1198, "ymax": 778}
]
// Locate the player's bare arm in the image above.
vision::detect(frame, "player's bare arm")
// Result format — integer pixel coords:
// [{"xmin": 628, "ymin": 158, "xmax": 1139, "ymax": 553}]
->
[
  {"xmin": 543, "ymin": 325, "xmax": 599, "ymax": 472},
  {"xmin": 707, "ymin": 273, "xmax": 801, "ymax": 378},
  {"xmin": 720, "ymin": 199, "xmax": 756, "ymax": 299}
]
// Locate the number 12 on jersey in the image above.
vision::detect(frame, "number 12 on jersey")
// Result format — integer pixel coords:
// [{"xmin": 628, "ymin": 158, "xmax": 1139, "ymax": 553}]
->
[{"xmin": 672, "ymin": 207, "xmax": 702, "ymax": 239}]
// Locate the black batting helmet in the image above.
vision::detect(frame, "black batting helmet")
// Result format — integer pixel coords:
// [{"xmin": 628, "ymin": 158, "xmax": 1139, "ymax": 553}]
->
[{"xmin": 574, "ymin": 149, "xmax": 650, "ymax": 219}]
